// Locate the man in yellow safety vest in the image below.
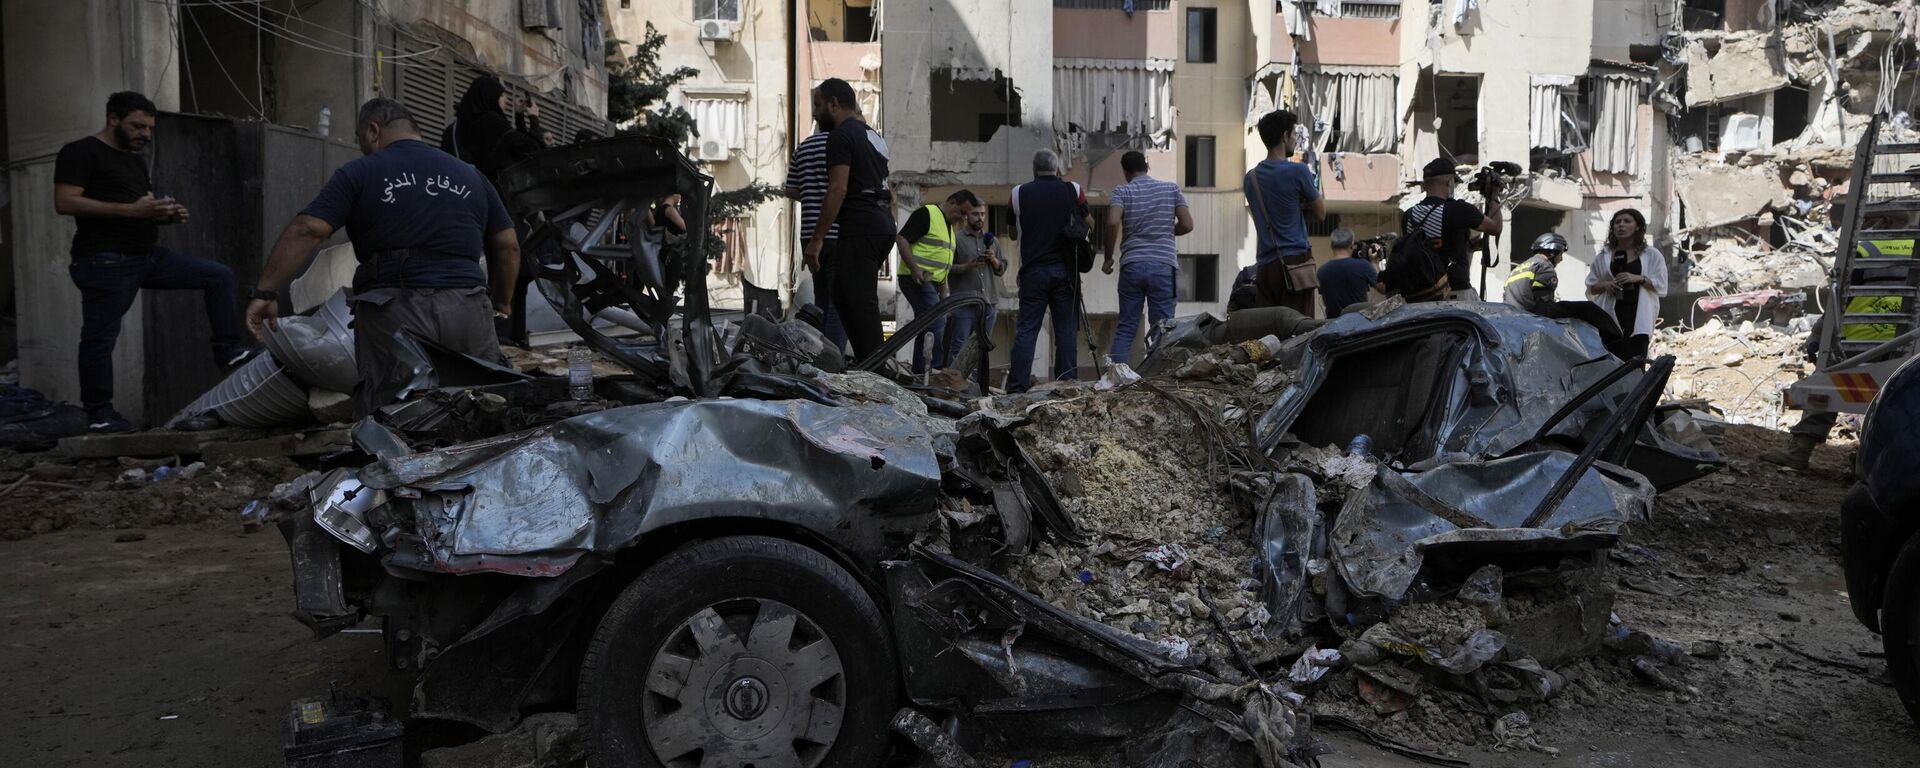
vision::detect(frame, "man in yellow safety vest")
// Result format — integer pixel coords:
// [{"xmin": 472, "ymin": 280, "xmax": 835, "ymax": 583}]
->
[{"xmin": 894, "ymin": 189, "xmax": 981, "ymax": 375}]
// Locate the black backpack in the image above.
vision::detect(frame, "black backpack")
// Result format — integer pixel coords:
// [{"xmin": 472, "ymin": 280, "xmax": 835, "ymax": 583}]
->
[{"xmin": 1385, "ymin": 204, "xmax": 1451, "ymax": 300}]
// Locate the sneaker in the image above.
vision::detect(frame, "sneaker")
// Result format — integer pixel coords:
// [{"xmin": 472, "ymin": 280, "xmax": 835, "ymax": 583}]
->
[
  {"xmin": 87, "ymin": 409, "xmax": 134, "ymax": 434},
  {"xmin": 221, "ymin": 347, "xmax": 264, "ymax": 372}
]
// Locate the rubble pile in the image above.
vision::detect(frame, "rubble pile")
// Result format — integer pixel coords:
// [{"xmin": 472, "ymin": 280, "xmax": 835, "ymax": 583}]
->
[
  {"xmin": 1007, "ymin": 385, "xmax": 1281, "ymax": 667},
  {"xmin": 1657, "ymin": 318, "xmax": 1812, "ymax": 426}
]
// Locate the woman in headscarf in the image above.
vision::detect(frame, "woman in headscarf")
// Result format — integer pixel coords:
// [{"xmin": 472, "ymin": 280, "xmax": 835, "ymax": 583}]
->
[{"xmin": 441, "ymin": 75, "xmax": 547, "ymax": 181}]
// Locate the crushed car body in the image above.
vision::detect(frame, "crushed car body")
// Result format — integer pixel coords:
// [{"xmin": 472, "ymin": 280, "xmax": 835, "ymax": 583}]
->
[{"xmin": 275, "ymin": 138, "xmax": 1723, "ymax": 767}]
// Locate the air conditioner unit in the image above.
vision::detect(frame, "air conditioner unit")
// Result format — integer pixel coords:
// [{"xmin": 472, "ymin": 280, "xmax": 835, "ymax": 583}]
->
[
  {"xmin": 697, "ymin": 19, "xmax": 739, "ymax": 42},
  {"xmin": 696, "ymin": 138, "xmax": 731, "ymax": 162}
]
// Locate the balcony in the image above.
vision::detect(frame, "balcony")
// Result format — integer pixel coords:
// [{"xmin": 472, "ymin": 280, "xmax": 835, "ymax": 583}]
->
[
  {"xmin": 810, "ymin": 41, "xmax": 881, "ymax": 83},
  {"xmin": 1054, "ymin": 3, "xmax": 1178, "ymax": 61},
  {"xmin": 1317, "ymin": 153, "xmax": 1401, "ymax": 204},
  {"xmin": 1271, "ymin": 5, "xmax": 1402, "ymax": 68}
]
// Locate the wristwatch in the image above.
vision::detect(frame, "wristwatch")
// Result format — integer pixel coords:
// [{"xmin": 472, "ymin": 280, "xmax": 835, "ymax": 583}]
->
[{"xmin": 250, "ymin": 288, "xmax": 278, "ymax": 302}]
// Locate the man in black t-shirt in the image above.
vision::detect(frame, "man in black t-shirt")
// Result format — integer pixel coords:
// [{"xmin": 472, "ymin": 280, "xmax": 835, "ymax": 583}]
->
[
  {"xmin": 247, "ymin": 99, "xmax": 519, "ymax": 418},
  {"xmin": 803, "ymin": 78, "xmax": 894, "ymax": 360},
  {"xmin": 53, "ymin": 91, "xmax": 256, "ymax": 433},
  {"xmin": 1388, "ymin": 158, "xmax": 1503, "ymax": 301}
]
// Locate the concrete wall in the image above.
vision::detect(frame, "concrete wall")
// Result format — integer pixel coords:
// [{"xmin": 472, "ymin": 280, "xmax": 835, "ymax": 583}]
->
[
  {"xmin": 5, "ymin": 0, "xmax": 181, "ymax": 418},
  {"xmin": 1173, "ymin": 0, "xmax": 1253, "ymax": 205},
  {"xmin": 882, "ymin": 0, "xmax": 1053, "ymax": 188},
  {"xmin": 1421, "ymin": 0, "xmax": 1595, "ymax": 179},
  {"xmin": 1054, "ymin": 7, "xmax": 1180, "ymax": 61},
  {"xmin": 1593, "ymin": 0, "xmax": 1663, "ymax": 63},
  {"xmin": 389, "ymin": 0, "xmax": 610, "ymax": 111},
  {"xmin": 1273, "ymin": 15, "xmax": 1403, "ymax": 67},
  {"xmin": 616, "ymin": 0, "xmax": 793, "ymax": 301}
]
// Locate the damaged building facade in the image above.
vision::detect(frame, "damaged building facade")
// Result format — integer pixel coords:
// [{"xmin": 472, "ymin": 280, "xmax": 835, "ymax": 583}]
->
[
  {"xmin": 4, "ymin": 0, "xmax": 612, "ymax": 424},
  {"xmin": 865, "ymin": 0, "xmax": 1914, "ymax": 377}
]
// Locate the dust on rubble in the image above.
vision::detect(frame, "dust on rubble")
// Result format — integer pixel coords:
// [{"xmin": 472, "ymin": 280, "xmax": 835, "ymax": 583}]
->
[
  {"xmin": 1005, "ymin": 384, "xmax": 1286, "ymax": 668},
  {"xmin": 1657, "ymin": 318, "xmax": 1812, "ymax": 428},
  {"xmin": 0, "ymin": 454, "xmax": 305, "ymax": 541}
]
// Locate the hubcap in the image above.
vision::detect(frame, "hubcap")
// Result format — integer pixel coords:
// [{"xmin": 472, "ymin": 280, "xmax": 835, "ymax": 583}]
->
[
  {"xmin": 641, "ymin": 598, "xmax": 845, "ymax": 768},
  {"xmin": 725, "ymin": 677, "xmax": 770, "ymax": 720}
]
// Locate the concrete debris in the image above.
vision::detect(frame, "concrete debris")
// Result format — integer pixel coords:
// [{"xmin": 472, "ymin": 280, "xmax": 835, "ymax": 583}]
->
[
  {"xmin": 1657, "ymin": 319, "xmax": 1810, "ymax": 427},
  {"xmin": 1672, "ymin": 162, "xmax": 1791, "ymax": 231},
  {"xmin": 1684, "ymin": 35, "xmax": 1790, "ymax": 108}
]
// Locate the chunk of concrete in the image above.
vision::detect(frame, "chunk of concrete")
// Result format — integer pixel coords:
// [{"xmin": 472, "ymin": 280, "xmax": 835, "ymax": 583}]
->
[
  {"xmin": 1685, "ymin": 35, "xmax": 1789, "ymax": 108},
  {"xmin": 309, "ymin": 389, "xmax": 355, "ymax": 425}
]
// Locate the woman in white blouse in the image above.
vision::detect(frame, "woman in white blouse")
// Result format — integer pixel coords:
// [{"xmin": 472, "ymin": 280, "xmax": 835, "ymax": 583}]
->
[{"xmin": 1586, "ymin": 208, "xmax": 1667, "ymax": 359}]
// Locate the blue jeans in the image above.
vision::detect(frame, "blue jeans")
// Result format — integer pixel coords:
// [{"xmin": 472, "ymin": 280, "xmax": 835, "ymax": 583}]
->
[
  {"xmin": 1007, "ymin": 262, "xmax": 1079, "ymax": 393},
  {"xmin": 1111, "ymin": 261, "xmax": 1177, "ymax": 365},
  {"xmin": 897, "ymin": 275, "xmax": 948, "ymax": 374},
  {"xmin": 945, "ymin": 301, "xmax": 998, "ymax": 364},
  {"xmin": 69, "ymin": 247, "xmax": 243, "ymax": 413}
]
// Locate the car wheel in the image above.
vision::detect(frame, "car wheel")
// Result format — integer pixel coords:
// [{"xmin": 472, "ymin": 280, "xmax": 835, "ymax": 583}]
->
[
  {"xmin": 578, "ymin": 535, "xmax": 897, "ymax": 768},
  {"xmin": 1882, "ymin": 533, "xmax": 1920, "ymax": 724}
]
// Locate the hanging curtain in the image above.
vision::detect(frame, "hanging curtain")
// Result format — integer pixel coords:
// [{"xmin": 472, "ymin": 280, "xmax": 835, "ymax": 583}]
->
[
  {"xmin": 712, "ymin": 216, "xmax": 749, "ymax": 275},
  {"xmin": 1529, "ymin": 75, "xmax": 1575, "ymax": 151},
  {"xmin": 1297, "ymin": 66, "xmax": 1398, "ymax": 153},
  {"xmin": 686, "ymin": 95, "xmax": 747, "ymax": 150},
  {"xmin": 1053, "ymin": 58, "xmax": 1176, "ymax": 139},
  {"xmin": 1591, "ymin": 73, "xmax": 1646, "ymax": 175}
]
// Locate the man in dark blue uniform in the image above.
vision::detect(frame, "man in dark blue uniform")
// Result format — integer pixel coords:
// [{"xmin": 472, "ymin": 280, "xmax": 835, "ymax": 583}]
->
[{"xmin": 245, "ymin": 98, "xmax": 520, "ymax": 418}]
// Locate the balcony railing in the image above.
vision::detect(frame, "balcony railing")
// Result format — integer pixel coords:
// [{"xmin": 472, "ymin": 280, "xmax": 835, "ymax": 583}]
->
[
  {"xmin": 1276, "ymin": 0, "xmax": 1401, "ymax": 19},
  {"xmin": 1056, "ymin": 0, "xmax": 1173, "ymax": 10}
]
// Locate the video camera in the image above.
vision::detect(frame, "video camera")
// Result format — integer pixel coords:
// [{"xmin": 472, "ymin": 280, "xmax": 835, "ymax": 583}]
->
[
  {"xmin": 1354, "ymin": 232, "xmax": 1398, "ymax": 262},
  {"xmin": 1467, "ymin": 161, "xmax": 1524, "ymax": 192}
]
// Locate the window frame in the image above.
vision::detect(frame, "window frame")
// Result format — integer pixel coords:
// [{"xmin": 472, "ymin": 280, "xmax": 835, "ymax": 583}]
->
[
  {"xmin": 1185, "ymin": 7, "xmax": 1218, "ymax": 64},
  {"xmin": 1184, "ymin": 135, "xmax": 1217, "ymax": 189}
]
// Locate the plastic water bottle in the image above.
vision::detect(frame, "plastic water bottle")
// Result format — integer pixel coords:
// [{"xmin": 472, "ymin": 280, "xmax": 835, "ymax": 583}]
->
[
  {"xmin": 568, "ymin": 347, "xmax": 594, "ymax": 400},
  {"xmin": 317, "ymin": 104, "xmax": 331, "ymax": 137},
  {"xmin": 1347, "ymin": 434, "xmax": 1373, "ymax": 458}
]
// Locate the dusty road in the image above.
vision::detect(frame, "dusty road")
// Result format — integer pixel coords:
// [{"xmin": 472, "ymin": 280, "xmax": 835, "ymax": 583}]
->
[{"xmin": 1, "ymin": 425, "xmax": 1917, "ymax": 767}]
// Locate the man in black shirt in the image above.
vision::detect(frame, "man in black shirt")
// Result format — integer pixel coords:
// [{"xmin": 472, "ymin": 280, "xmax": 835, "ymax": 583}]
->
[
  {"xmin": 1006, "ymin": 150, "xmax": 1092, "ymax": 392},
  {"xmin": 53, "ymin": 91, "xmax": 254, "ymax": 433},
  {"xmin": 803, "ymin": 78, "xmax": 894, "ymax": 360},
  {"xmin": 247, "ymin": 99, "xmax": 519, "ymax": 418},
  {"xmin": 1391, "ymin": 158, "xmax": 1503, "ymax": 301}
]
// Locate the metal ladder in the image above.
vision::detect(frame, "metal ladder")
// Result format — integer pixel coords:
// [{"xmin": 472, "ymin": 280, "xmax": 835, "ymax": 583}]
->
[{"xmin": 1820, "ymin": 114, "xmax": 1920, "ymax": 368}]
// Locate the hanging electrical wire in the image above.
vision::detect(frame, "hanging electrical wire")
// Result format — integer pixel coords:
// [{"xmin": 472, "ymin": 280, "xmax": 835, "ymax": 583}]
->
[
  {"xmin": 182, "ymin": 3, "xmax": 265, "ymax": 118},
  {"xmin": 164, "ymin": 0, "xmax": 442, "ymax": 61}
]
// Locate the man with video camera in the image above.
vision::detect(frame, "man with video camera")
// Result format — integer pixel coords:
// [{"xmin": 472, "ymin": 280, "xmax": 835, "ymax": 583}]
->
[{"xmin": 1385, "ymin": 158, "xmax": 1506, "ymax": 301}]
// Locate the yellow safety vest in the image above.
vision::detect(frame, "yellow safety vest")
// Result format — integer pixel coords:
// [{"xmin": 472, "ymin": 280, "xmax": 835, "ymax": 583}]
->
[
  {"xmin": 899, "ymin": 204, "xmax": 954, "ymax": 283},
  {"xmin": 1847, "ymin": 239, "xmax": 1911, "ymax": 341}
]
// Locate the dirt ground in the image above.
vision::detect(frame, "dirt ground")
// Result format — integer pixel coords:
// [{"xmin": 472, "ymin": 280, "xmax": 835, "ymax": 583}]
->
[{"xmin": 2, "ymin": 424, "xmax": 1918, "ymax": 767}]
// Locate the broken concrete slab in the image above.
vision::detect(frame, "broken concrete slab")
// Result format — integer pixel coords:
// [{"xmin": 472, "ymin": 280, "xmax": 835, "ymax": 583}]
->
[
  {"xmin": 308, "ymin": 389, "xmax": 354, "ymax": 425},
  {"xmin": 1685, "ymin": 35, "xmax": 1789, "ymax": 108},
  {"xmin": 201, "ymin": 428, "xmax": 353, "ymax": 464},
  {"xmin": 54, "ymin": 428, "xmax": 268, "ymax": 460},
  {"xmin": 1673, "ymin": 162, "xmax": 1791, "ymax": 229}
]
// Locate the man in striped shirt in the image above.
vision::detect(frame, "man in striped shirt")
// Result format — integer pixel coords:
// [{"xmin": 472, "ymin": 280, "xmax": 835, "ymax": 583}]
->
[
  {"xmin": 1102, "ymin": 151, "xmax": 1192, "ymax": 365},
  {"xmin": 784, "ymin": 87, "xmax": 846, "ymax": 350}
]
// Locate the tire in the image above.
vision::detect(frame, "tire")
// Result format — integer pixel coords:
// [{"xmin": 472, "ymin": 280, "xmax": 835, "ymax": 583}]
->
[
  {"xmin": 1881, "ymin": 534, "xmax": 1920, "ymax": 725},
  {"xmin": 579, "ymin": 535, "xmax": 897, "ymax": 768}
]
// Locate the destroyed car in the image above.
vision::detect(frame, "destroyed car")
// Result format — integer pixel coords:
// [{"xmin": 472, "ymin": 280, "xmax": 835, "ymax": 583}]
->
[{"xmin": 276, "ymin": 138, "xmax": 1721, "ymax": 767}]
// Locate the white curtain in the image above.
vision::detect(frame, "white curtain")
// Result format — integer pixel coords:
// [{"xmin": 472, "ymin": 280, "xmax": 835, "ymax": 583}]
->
[
  {"xmin": 1297, "ymin": 67, "xmax": 1398, "ymax": 153},
  {"xmin": 1053, "ymin": 58, "xmax": 1175, "ymax": 138},
  {"xmin": 1591, "ymin": 74, "xmax": 1645, "ymax": 175},
  {"xmin": 1529, "ymin": 75, "xmax": 1575, "ymax": 151},
  {"xmin": 686, "ymin": 95, "xmax": 747, "ymax": 150}
]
